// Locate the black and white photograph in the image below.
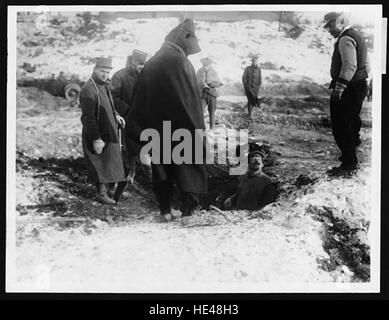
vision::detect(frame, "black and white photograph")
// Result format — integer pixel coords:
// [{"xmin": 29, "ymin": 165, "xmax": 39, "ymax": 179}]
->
[{"xmin": 6, "ymin": 4, "xmax": 385, "ymax": 293}]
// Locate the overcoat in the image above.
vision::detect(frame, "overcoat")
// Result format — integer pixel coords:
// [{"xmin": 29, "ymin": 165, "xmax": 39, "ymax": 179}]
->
[
  {"xmin": 110, "ymin": 65, "xmax": 139, "ymax": 117},
  {"xmin": 80, "ymin": 73, "xmax": 127, "ymax": 184},
  {"xmin": 124, "ymin": 41, "xmax": 207, "ymax": 194},
  {"xmin": 242, "ymin": 65, "xmax": 262, "ymax": 98}
]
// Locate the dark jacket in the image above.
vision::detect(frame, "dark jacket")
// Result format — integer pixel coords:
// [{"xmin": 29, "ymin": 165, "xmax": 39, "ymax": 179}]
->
[
  {"xmin": 80, "ymin": 73, "xmax": 126, "ymax": 184},
  {"xmin": 110, "ymin": 65, "xmax": 139, "ymax": 117},
  {"xmin": 242, "ymin": 65, "xmax": 262, "ymax": 97},
  {"xmin": 124, "ymin": 41, "xmax": 207, "ymax": 194},
  {"xmin": 232, "ymin": 171, "xmax": 277, "ymax": 210},
  {"xmin": 330, "ymin": 27, "xmax": 368, "ymax": 85}
]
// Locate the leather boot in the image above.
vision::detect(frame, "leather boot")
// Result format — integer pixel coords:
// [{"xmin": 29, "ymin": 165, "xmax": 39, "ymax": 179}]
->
[
  {"xmin": 107, "ymin": 183, "xmax": 116, "ymax": 198},
  {"xmin": 96, "ymin": 183, "xmax": 116, "ymax": 205}
]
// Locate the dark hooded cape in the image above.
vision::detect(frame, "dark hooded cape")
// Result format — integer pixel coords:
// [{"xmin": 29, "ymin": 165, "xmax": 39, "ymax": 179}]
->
[{"xmin": 124, "ymin": 42, "xmax": 207, "ymax": 194}]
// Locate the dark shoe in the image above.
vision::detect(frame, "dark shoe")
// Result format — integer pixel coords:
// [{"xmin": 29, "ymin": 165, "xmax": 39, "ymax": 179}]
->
[
  {"xmin": 160, "ymin": 213, "xmax": 173, "ymax": 222},
  {"xmin": 97, "ymin": 183, "xmax": 117, "ymax": 204},
  {"xmin": 113, "ymin": 181, "xmax": 129, "ymax": 202},
  {"xmin": 327, "ymin": 164, "xmax": 359, "ymax": 177},
  {"xmin": 97, "ymin": 193, "xmax": 117, "ymax": 205},
  {"xmin": 107, "ymin": 184, "xmax": 116, "ymax": 198}
]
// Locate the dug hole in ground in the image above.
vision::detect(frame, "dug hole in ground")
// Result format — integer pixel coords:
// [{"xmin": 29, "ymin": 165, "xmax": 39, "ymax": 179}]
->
[{"xmin": 12, "ymin": 13, "xmax": 373, "ymax": 290}]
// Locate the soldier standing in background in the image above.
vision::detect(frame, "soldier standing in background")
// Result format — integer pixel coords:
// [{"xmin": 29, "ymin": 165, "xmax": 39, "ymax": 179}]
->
[
  {"xmin": 111, "ymin": 49, "xmax": 147, "ymax": 117},
  {"xmin": 80, "ymin": 57, "xmax": 127, "ymax": 204},
  {"xmin": 196, "ymin": 57, "xmax": 223, "ymax": 130},
  {"xmin": 242, "ymin": 54, "xmax": 262, "ymax": 118},
  {"xmin": 323, "ymin": 12, "xmax": 369, "ymax": 176}
]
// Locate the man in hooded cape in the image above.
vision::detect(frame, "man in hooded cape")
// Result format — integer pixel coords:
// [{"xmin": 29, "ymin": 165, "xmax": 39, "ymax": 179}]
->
[{"xmin": 124, "ymin": 19, "xmax": 208, "ymax": 224}]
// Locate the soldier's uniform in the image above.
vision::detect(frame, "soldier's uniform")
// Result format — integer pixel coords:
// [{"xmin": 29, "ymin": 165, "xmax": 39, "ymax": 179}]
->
[
  {"xmin": 110, "ymin": 49, "xmax": 148, "ymax": 187},
  {"xmin": 80, "ymin": 57, "xmax": 127, "ymax": 204},
  {"xmin": 242, "ymin": 55, "xmax": 262, "ymax": 117},
  {"xmin": 196, "ymin": 57, "xmax": 223, "ymax": 129}
]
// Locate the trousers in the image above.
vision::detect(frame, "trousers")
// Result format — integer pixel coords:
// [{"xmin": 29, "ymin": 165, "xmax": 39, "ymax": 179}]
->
[
  {"xmin": 330, "ymin": 80, "xmax": 367, "ymax": 165},
  {"xmin": 203, "ymin": 94, "xmax": 217, "ymax": 129},
  {"xmin": 245, "ymin": 89, "xmax": 259, "ymax": 116},
  {"xmin": 152, "ymin": 177, "xmax": 200, "ymax": 217}
]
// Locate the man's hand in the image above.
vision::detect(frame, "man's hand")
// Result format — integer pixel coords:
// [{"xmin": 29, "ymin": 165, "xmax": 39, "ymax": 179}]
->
[
  {"xmin": 116, "ymin": 115, "xmax": 126, "ymax": 129},
  {"xmin": 331, "ymin": 88, "xmax": 344, "ymax": 103},
  {"xmin": 93, "ymin": 139, "xmax": 105, "ymax": 155},
  {"xmin": 224, "ymin": 196, "xmax": 234, "ymax": 210}
]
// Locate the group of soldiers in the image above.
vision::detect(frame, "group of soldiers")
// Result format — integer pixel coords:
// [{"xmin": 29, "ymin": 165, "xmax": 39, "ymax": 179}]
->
[{"xmin": 79, "ymin": 12, "xmax": 369, "ymax": 225}]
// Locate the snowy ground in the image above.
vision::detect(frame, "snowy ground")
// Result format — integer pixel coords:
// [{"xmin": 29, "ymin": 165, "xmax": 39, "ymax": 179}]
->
[{"xmin": 11, "ymin": 86, "xmax": 372, "ymax": 291}]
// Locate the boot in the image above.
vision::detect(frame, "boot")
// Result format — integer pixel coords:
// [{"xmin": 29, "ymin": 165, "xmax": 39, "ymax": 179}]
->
[
  {"xmin": 107, "ymin": 183, "xmax": 116, "ymax": 198},
  {"xmin": 327, "ymin": 163, "xmax": 359, "ymax": 177},
  {"xmin": 96, "ymin": 183, "xmax": 116, "ymax": 204},
  {"xmin": 113, "ymin": 181, "xmax": 129, "ymax": 203}
]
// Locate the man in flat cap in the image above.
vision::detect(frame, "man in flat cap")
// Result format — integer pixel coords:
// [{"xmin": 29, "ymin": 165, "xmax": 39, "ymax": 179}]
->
[
  {"xmin": 110, "ymin": 49, "xmax": 148, "ymax": 187},
  {"xmin": 323, "ymin": 12, "xmax": 369, "ymax": 176},
  {"xmin": 196, "ymin": 57, "xmax": 223, "ymax": 130},
  {"xmin": 111, "ymin": 49, "xmax": 147, "ymax": 117},
  {"xmin": 242, "ymin": 54, "xmax": 262, "ymax": 118},
  {"xmin": 223, "ymin": 150, "xmax": 278, "ymax": 211},
  {"xmin": 124, "ymin": 19, "xmax": 207, "ymax": 225},
  {"xmin": 80, "ymin": 57, "xmax": 127, "ymax": 204}
]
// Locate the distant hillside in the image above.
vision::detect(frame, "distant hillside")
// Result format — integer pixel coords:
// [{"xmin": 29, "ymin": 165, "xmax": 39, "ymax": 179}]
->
[
  {"xmin": 97, "ymin": 11, "xmax": 285, "ymax": 23},
  {"xmin": 16, "ymin": 11, "xmax": 374, "ymax": 95}
]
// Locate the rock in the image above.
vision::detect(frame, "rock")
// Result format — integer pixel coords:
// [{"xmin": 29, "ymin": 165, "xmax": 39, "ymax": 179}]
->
[
  {"xmin": 33, "ymin": 47, "xmax": 44, "ymax": 57},
  {"xmin": 295, "ymin": 174, "xmax": 314, "ymax": 188}
]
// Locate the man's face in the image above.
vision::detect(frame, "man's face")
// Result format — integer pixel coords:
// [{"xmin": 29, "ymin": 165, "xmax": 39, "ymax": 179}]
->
[
  {"xmin": 94, "ymin": 67, "xmax": 112, "ymax": 82},
  {"xmin": 325, "ymin": 20, "xmax": 342, "ymax": 38},
  {"xmin": 203, "ymin": 65, "xmax": 210, "ymax": 71},
  {"xmin": 252, "ymin": 58, "xmax": 259, "ymax": 66},
  {"xmin": 131, "ymin": 58, "xmax": 145, "ymax": 73},
  {"xmin": 248, "ymin": 154, "xmax": 263, "ymax": 172}
]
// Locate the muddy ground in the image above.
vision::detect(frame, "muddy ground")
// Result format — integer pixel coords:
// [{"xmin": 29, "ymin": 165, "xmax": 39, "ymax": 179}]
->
[{"xmin": 11, "ymin": 86, "xmax": 372, "ymax": 291}]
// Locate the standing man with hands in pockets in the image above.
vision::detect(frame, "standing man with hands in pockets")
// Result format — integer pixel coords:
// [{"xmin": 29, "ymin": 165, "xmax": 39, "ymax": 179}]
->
[{"xmin": 80, "ymin": 57, "xmax": 127, "ymax": 204}]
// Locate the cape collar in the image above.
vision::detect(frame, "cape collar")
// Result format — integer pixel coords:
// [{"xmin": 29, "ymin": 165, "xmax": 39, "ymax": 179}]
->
[{"xmin": 161, "ymin": 41, "xmax": 186, "ymax": 57}]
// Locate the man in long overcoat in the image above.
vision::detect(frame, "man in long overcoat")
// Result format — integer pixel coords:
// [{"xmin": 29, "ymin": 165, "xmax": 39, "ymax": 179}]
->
[
  {"xmin": 323, "ymin": 12, "xmax": 369, "ymax": 176},
  {"xmin": 124, "ymin": 19, "xmax": 207, "ymax": 225},
  {"xmin": 80, "ymin": 57, "xmax": 127, "ymax": 204},
  {"xmin": 111, "ymin": 49, "xmax": 148, "ymax": 117},
  {"xmin": 110, "ymin": 49, "xmax": 148, "ymax": 187},
  {"xmin": 242, "ymin": 54, "xmax": 262, "ymax": 117}
]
